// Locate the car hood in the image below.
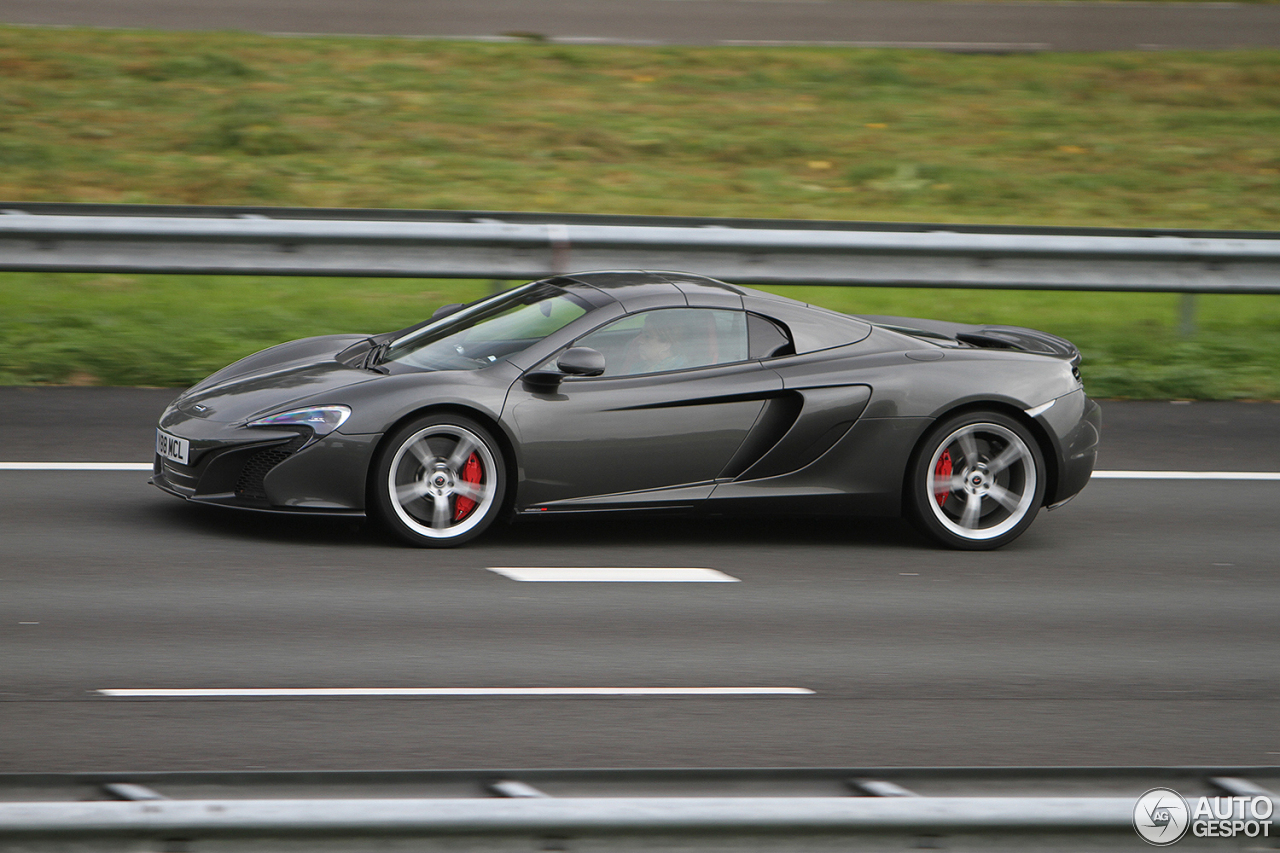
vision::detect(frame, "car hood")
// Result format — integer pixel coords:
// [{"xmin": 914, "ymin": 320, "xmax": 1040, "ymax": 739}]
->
[{"xmin": 166, "ymin": 335, "xmax": 381, "ymax": 426}]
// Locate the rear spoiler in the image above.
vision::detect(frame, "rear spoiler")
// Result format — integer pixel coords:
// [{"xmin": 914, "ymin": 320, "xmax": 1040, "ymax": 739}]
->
[{"xmin": 857, "ymin": 315, "xmax": 1082, "ymax": 367}]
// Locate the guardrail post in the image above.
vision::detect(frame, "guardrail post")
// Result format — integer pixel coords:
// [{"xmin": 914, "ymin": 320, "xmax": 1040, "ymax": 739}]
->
[{"xmin": 1179, "ymin": 293, "xmax": 1198, "ymax": 337}]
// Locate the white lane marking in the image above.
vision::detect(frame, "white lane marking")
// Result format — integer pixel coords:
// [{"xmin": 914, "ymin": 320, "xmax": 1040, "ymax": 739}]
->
[
  {"xmin": 98, "ymin": 687, "xmax": 813, "ymax": 698},
  {"xmin": 0, "ymin": 462, "xmax": 152, "ymax": 471},
  {"xmin": 1092, "ymin": 471, "xmax": 1280, "ymax": 481},
  {"xmin": 488, "ymin": 567, "xmax": 740, "ymax": 582}
]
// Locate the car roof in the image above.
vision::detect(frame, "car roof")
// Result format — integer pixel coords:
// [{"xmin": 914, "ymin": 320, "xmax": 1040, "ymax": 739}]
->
[
  {"xmin": 552, "ymin": 270, "xmax": 758, "ymax": 311},
  {"xmin": 545, "ymin": 270, "xmax": 870, "ymax": 352}
]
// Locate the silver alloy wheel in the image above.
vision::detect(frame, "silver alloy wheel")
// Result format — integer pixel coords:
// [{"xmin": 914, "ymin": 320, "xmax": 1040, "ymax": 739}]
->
[
  {"xmin": 386, "ymin": 424, "xmax": 498, "ymax": 540},
  {"xmin": 925, "ymin": 422, "xmax": 1037, "ymax": 542}
]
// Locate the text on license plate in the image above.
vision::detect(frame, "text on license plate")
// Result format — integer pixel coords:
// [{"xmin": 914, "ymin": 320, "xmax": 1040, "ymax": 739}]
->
[{"xmin": 156, "ymin": 430, "xmax": 190, "ymax": 465}]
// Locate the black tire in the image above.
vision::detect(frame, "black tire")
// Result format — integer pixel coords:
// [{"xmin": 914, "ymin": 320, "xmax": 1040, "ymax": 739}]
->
[
  {"xmin": 371, "ymin": 414, "xmax": 506, "ymax": 548},
  {"xmin": 907, "ymin": 411, "xmax": 1046, "ymax": 551}
]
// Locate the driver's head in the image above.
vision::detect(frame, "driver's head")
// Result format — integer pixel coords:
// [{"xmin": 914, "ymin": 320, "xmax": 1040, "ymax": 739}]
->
[
  {"xmin": 643, "ymin": 311, "xmax": 685, "ymax": 342},
  {"xmin": 637, "ymin": 312, "xmax": 682, "ymax": 360}
]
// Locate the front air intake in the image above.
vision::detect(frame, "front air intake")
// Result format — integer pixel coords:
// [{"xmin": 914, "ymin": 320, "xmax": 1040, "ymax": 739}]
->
[{"xmin": 234, "ymin": 434, "xmax": 309, "ymax": 501}]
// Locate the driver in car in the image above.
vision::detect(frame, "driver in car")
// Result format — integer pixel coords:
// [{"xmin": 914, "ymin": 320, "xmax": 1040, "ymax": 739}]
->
[{"xmin": 629, "ymin": 311, "xmax": 690, "ymax": 374}]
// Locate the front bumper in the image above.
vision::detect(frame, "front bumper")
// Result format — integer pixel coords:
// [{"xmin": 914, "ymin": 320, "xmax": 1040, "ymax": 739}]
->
[{"xmin": 152, "ymin": 426, "xmax": 380, "ymax": 515}]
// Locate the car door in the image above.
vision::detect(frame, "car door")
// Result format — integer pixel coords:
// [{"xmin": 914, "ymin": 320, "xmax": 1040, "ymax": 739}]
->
[{"xmin": 504, "ymin": 308, "xmax": 784, "ymax": 510}]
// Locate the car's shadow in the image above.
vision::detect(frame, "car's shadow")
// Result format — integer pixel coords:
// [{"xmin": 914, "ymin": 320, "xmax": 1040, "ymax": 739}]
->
[
  {"xmin": 147, "ymin": 500, "xmax": 378, "ymax": 547},
  {"xmin": 151, "ymin": 500, "xmax": 926, "ymax": 551},
  {"xmin": 493, "ymin": 512, "xmax": 923, "ymax": 551}
]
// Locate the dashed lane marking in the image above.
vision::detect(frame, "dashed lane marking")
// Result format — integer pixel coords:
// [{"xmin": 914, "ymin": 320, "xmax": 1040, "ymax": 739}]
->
[
  {"xmin": 1091, "ymin": 471, "xmax": 1280, "ymax": 481},
  {"xmin": 488, "ymin": 567, "xmax": 740, "ymax": 582},
  {"xmin": 0, "ymin": 462, "xmax": 153, "ymax": 471},
  {"xmin": 98, "ymin": 687, "xmax": 814, "ymax": 698}
]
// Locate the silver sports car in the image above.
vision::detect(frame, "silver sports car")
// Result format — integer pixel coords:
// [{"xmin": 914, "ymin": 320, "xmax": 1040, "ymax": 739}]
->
[{"xmin": 153, "ymin": 271, "xmax": 1100, "ymax": 549}]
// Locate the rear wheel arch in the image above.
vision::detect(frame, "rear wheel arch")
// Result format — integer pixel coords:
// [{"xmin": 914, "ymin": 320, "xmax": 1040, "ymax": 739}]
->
[
  {"xmin": 904, "ymin": 400, "xmax": 1059, "ymax": 512},
  {"xmin": 902, "ymin": 404, "xmax": 1053, "ymax": 549}
]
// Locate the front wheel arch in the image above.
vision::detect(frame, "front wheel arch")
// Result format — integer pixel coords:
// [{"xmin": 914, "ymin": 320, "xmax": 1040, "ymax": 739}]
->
[
  {"xmin": 367, "ymin": 404, "xmax": 519, "ymax": 519},
  {"xmin": 366, "ymin": 407, "xmax": 519, "ymax": 545}
]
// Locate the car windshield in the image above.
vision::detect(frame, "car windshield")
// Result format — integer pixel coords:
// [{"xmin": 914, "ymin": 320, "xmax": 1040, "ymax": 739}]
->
[{"xmin": 382, "ymin": 282, "xmax": 590, "ymax": 372}]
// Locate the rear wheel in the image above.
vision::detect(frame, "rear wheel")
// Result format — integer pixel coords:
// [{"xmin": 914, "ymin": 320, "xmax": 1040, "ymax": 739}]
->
[
  {"xmin": 907, "ymin": 411, "xmax": 1045, "ymax": 550},
  {"xmin": 372, "ymin": 414, "xmax": 505, "ymax": 547}
]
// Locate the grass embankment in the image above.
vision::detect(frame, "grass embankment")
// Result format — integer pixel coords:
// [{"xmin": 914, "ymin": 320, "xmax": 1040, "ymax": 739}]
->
[
  {"xmin": 4, "ymin": 274, "xmax": 1277, "ymax": 399},
  {"xmin": 1, "ymin": 27, "xmax": 1277, "ymax": 396}
]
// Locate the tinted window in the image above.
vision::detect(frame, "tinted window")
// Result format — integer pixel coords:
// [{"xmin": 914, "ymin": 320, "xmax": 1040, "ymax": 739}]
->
[
  {"xmin": 741, "ymin": 297, "xmax": 871, "ymax": 353},
  {"xmin": 575, "ymin": 309, "xmax": 749, "ymax": 377},
  {"xmin": 384, "ymin": 283, "xmax": 589, "ymax": 371},
  {"xmin": 747, "ymin": 313, "xmax": 795, "ymax": 359}
]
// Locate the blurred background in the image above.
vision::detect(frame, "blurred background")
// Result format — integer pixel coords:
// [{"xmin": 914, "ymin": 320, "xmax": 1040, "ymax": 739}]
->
[{"xmin": 1, "ymin": 5, "xmax": 1277, "ymax": 398}]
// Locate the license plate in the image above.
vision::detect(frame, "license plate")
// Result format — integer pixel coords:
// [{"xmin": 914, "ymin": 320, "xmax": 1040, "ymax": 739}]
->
[{"xmin": 156, "ymin": 430, "xmax": 190, "ymax": 465}]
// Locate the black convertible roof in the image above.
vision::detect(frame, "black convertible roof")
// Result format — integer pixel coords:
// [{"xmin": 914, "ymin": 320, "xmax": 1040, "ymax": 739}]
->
[
  {"xmin": 545, "ymin": 270, "xmax": 870, "ymax": 352},
  {"xmin": 556, "ymin": 270, "xmax": 745, "ymax": 294},
  {"xmin": 549, "ymin": 270, "xmax": 757, "ymax": 312}
]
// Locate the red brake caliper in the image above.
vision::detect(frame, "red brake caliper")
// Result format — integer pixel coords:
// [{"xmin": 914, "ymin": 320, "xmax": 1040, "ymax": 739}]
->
[
  {"xmin": 453, "ymin": 452, "xmax": 483, "ymax": 521},
  {"xmin": 934, "ymin": 449, "xmax": 953, "ymax": 508}
]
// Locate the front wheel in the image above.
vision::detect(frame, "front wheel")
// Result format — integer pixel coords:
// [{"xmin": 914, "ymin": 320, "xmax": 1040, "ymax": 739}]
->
[
  {"xmin": 372, "ymin": 414, "xmax": 506, "ymax": 547},
  {"xmin": 907, "ymin": 412, "xmax": 1045, "ymax": 550}
]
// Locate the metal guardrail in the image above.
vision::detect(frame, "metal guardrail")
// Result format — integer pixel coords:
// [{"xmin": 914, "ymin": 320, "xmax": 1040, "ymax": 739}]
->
[
  {"xmin": 0, "ymin": 797, "xmax": 1141, "ymax": 852},
  {"xmin": 3, "ymin": 203, "xmax": 1280, "ymax": 293},
  {"xmin": 0, "ymin": 767, "xmax": 1274, "ymax": 851}
]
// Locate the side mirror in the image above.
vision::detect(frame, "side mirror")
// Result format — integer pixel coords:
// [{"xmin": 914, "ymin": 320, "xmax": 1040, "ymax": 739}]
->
[
  {"xmin": 432, "ymin": 303, "xmax": 464, "ymax": 321},
  {"xmin": 557, "ymin": 347, "xmax": 606, "ymax": 377},
  {"xmin": 522, "ymin": 347, "xmax": 605, "ymax": 390}
]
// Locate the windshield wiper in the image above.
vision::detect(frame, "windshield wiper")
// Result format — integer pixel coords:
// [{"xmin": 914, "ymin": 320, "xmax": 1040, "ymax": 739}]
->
[{"xmin": 362, "ymin": 339, "xmax": 392, "ymax": 374}]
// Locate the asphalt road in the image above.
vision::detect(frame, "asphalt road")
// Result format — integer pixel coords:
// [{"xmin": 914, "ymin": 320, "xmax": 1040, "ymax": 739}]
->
[
  {"xmin": 3, "ymin": 0, "xmax": 1279, "ymax": 51},
  {"xmin": 1, "ymin": 388, "xmax": 1278, "ymax": 771}
]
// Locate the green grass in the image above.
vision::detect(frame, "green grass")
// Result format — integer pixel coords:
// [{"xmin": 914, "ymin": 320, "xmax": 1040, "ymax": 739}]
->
[
  {"xmin": 3, "ymin": 272, "xmax": 1278, "ymax": 400},
  {"xmin": 775, "ymin": 286, "xmax": 1280, "ymax": 401},
  {"xmin": 0, "ymin": 274, "xmax": 494, "ymax": 387},
  {"xmin": 2, "ymin": 27, "xmax": 1278, "ymax": 226},
  {"xmin": 1, "ymin": 26, "xmax": 1278, "ymax": 397}
]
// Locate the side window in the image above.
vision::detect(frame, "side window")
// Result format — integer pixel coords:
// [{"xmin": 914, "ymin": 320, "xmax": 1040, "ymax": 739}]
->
[
  {"xmin": 575, "ymin": 309, "xmax": 749, "ymax": 377},
  {"xmin": 747, "ymin": 313, "xmax": 795, "ymax": 359}
]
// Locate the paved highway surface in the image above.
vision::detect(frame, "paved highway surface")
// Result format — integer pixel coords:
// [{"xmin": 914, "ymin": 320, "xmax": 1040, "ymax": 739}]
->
[
  {"xmin": 4, "ymin": 0, "xmax": 1280, "ymax": 51},
  {"xmin": 5, "ymin": 0, "xmax": 1278, "ymax": 775},
  {"xmin": 1, "ymin": 388, "xmax": 1277, "ymax": 771}
]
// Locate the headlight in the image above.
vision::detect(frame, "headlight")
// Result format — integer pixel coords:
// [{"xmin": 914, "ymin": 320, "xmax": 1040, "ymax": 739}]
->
[{"xmin": 245, "ymin": 405, "xmax": 351, "ymax": 437}]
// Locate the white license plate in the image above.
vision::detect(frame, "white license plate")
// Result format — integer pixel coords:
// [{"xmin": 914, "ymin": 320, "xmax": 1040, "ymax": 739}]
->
[{"xmin": 156, "ymin": 430, "xmax": 190, "ymax": 465}]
